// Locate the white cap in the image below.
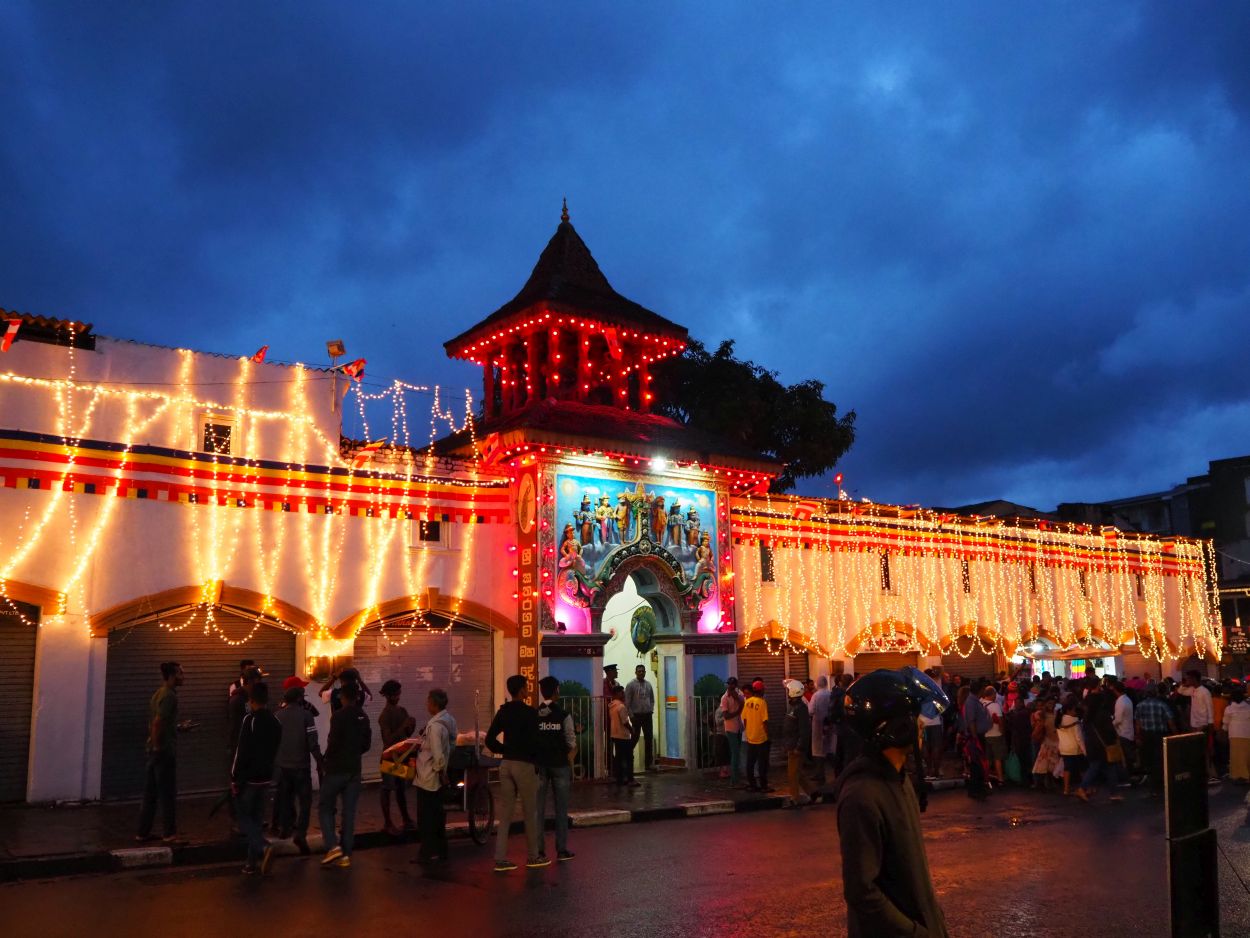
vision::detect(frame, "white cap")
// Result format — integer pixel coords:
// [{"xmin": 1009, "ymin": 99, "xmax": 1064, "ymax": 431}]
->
[{"xmin": 784, "ymin": 679, "xmax": 805, "ymax": 699}]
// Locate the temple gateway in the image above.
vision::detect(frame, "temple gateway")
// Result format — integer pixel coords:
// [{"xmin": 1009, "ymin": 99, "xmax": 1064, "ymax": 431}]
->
[{"xmin": 0, "ymin": 208, "xmax": 1221, "ymax": 802}]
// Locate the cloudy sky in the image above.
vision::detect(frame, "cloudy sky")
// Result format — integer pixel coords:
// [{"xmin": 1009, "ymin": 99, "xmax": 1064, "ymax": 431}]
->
[{"xmin": 3, "ymin": 3, "xmax": 1248, "ymax": 509}]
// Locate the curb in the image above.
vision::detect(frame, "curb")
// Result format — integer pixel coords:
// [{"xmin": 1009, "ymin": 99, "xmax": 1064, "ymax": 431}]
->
[{"xmin": 0, "ymin": 779, "xmax": 966, "ymax": 882}]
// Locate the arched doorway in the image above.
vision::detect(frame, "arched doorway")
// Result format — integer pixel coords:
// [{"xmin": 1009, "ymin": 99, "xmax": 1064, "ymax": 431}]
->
[
  {"xmin": 600, "ymin": 573, "xmax": 684, "ymax": 767},
  {"xmin": 349, "ymin": 612, "xmax": 495, "ymax": 783},
  {"xmin": 0, "ymin": 598, "xmax": 38, "ymax": 802},
  {"xmin": 101, "ymin": 605, "xmax": 298, "ymax": 799}
]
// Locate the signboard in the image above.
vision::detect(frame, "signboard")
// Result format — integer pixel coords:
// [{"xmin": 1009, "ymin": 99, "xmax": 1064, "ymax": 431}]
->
[
  {"xmin": 514, "ymin": 463, "xmax": 540, "ymax": 702},
  {"xmin": 1167, "ymin": 829, "xmax": 1219, "ymax": 938},
  {"xmin": 1164, "ymin": 732, "xmax": 1218, "ymax": 938},
  {"xmin": 1163, "ymin": 732, "xmax": 1209, "ymax": 839}
]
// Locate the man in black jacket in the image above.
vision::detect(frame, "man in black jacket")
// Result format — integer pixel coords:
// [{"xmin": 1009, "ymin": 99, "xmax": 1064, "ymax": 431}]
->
[
  {"xmin": 485, "ymin": 674, "xmax": 546, "ymax": 871},
  {"xmin": 832, "ymin": 669, "xmax": 950, "ymax": 938},
  {"xmin": 534, "ymin": 676, "xmax": 576, "ymax": 863},
  {"xmin": 231, "ymin": 681, "xmax": 282, "ymax": 876},
  {"xmin": 319, "ymin": 681, "xmax": 372, "ymax": 870}
]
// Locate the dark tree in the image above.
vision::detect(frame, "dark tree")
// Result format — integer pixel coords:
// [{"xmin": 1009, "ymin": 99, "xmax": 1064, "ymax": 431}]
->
[{"xmin": 650, "ymin": 338, "xmax": 855, "ymax": 492}]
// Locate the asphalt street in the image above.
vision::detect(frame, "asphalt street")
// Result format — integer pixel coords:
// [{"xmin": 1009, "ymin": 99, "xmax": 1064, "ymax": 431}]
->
[{"xmin": 7, "ymin": 787, "xmax": 1250, "ymax": 938}]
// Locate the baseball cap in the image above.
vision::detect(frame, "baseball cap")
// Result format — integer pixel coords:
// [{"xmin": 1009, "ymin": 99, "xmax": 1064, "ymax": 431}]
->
[
  {"xmin": 282, "ymin": 675, "xmax": 309, "ymax": 692},
  {"xmin": 752, "ymin": 679, "xmax": 765, "ymax": 693}
]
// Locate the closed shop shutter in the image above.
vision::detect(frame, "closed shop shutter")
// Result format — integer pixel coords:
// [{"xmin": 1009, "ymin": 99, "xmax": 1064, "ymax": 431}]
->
[
  {"xmin": 351, "ymin": 619, "xmax": 494, "ymax": 783},
  {"xmin": 102, "ymin": 611, "xmax": 296, "ymax": 799},
  {"xmin": 736, "ymin": 641, "xmax": 809, "ymax": 762},
  {"xmin": 0, "ymin": 602, "xmax": 38, "ymax": 802},
  {"xmin": 940, "ymin": 650, "xmax": 997, "ymax": 683},
  {"xmin": 852, "ymin": 652, "xmax": 920, "ymax": 674}
]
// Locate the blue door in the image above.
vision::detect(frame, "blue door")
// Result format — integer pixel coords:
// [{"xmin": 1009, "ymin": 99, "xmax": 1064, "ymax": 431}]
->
[{"xmin": 663, "ymin": 655, "xmax": 680, "ymax": 758}]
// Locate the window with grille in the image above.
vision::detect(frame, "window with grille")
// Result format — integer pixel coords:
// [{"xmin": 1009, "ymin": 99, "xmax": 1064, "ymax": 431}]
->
[
  {"xmin": 880, "ymin": 551, "xmax": 892, "ymax": 592},
  {"xmin": 199, "ymin": 414, "xmax": 234, "ymax": 455},
  {"xmin": 411, "ymin": 518, "xmax": 446, "ymax": 549},
  {"xmin": 960, "ymin": 558, "xmax": 971, "ymax": 594},
  {"xmin": 759, "ymin": 542, "xmax": 775, "ymax": 582}
]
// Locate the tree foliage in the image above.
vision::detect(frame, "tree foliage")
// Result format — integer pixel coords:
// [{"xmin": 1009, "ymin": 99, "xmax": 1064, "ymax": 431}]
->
[{"xmin": 651, "ymin": 339, "xmax": 855, "ymax": 492}]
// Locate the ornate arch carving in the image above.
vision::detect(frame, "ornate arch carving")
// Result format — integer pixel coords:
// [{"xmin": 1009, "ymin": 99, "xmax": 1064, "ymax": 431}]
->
[{"xmin": 588, "ymin": 553, "xmax": 699, "ymax": 634}]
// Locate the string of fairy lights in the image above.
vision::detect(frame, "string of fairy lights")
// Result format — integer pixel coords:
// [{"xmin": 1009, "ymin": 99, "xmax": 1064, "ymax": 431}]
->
[
  {"xmin": 737, "ymin": 493, "xmax": 1223, "ymax": 665},
  {"xmin": 0, "ymin": 344, "xmax": 487, "ymax": 646}
]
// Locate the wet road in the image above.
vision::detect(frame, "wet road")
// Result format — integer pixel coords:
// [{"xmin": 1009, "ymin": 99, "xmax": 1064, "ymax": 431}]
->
[{"xmin": 7, "ymin": 786, "xmax": 1250, "ymax": 937}]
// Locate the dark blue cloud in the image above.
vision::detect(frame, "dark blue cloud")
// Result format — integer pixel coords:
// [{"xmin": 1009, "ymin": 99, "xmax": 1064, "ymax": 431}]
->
[{"xmin": 2, "ymin": 2, "xmax": 1248, "ymax": 511}]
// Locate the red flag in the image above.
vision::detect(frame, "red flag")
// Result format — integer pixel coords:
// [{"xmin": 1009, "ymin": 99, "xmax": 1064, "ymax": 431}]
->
[
  {"xmin": 341, "ymin": 358, "xmax": 366, "ymax": 382},
  {"xmin": 351, "ymin": 439, "xmax": 385, "ymax": 469},
  {"xmin": 603, "ymin": 327, "xmax": 623, "ymax": 360},
  {"xmin": 1, "ymin": 318, "xmax": 20, "ymax": 353},
  {"xmin": 250, "ymin": 345, "xmax": 268, "ymax": 363},
  {"xmin": 792, "ymin": 499, "xmax": 821, "ymax": 522}
]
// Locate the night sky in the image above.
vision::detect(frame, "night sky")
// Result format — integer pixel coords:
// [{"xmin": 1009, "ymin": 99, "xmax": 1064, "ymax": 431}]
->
[{"xmin": 4, "ymin": 4, "xmax": 1248, "ymax": 510}]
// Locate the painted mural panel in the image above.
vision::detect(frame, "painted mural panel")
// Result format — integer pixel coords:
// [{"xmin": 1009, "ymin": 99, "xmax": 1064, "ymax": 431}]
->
[{"xmin": 554, "ymin": 471, "xmax": 718, "ymax": 585}]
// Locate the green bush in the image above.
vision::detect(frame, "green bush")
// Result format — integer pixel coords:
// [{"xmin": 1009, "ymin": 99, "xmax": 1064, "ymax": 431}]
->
[
  {"xmin": 693, "ymin": 673, "xmax": 725, "ymax": 699},
  {"xmin": 558, "ymin": 679, "xmax": 592, "ymax": 698}
]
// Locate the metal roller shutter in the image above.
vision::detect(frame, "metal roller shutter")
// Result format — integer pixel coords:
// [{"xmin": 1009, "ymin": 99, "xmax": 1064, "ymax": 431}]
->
[
  {"xmin": 0, "ymin": 602, "xmax": 38, "ymax": 802},
  {"xmin": 735, "ymin": 641, "xmax": 809, "ymax": 762},
  {"xmin": 940, "ymin": 650, "xmax": 997, "ymax": 683},
  {"xmin": 102, "ymin": 610, "xmax": 296, "ymax": 799},
  {"xmin": 852, "ymin": 652, "xmax": 920, "ymax": 674},
  {"xmin": 351, "ymin": 620, "xmax": 494, "ymax": 783}
]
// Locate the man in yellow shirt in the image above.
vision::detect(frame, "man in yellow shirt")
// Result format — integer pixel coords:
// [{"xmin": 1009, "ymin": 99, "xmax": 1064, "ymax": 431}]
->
[{"xmin": 742, "ymin": 679, "xmax": 771, "ymax": 792}]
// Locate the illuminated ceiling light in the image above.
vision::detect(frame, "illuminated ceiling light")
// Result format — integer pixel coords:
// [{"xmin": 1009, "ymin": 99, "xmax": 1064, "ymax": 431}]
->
[{"xmin": 650, "ymin": 456, "xmax": 668, "ymax": 473}]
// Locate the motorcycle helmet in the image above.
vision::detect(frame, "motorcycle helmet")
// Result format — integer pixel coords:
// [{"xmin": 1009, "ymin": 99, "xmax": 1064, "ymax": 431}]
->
[{"xmin": 843, "ymin": 667, "xmax": 950, "ymax": 750}]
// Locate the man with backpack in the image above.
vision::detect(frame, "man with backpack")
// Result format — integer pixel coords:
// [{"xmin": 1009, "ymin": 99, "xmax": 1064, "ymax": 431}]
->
[{"xmin": 535, "ymin": 676, "xmax": 577, "ymax": 863}]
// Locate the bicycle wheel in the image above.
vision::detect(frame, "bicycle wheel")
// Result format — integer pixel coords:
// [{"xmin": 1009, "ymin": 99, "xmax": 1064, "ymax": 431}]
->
[{"xmin": 467, "ymin": 781, "xmax": 494, "ymax": 846}]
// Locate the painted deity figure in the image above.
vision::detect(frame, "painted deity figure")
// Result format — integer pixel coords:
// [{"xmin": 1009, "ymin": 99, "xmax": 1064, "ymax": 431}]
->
[
  {"xmin": 616, "ymin": 493, "xmax": 631, "ymax": 544},
  {"xmin": 685, "ymin": 506, "xmax": 701, "ymax": 548},
  {"xmin": 559, "ymin": 523, "xmax": 586, "ymax": 574},
  {"xmin": 596, "ymin": 495, "xmax": 614, "ymax": 547},
  {"xmin": 694, "ymin": 531, "xmax": 714, "ymax": 577},
  {"xmin": 651, "ymin": 494, "xmax": 667, "ymax": 543},
  {"xmin": 576, "ymin": 495, "xmax": 595, "ymax": 546},
  {"xmin": 666, "ymin": 499, "xmax": 683, "ymax": 548}
]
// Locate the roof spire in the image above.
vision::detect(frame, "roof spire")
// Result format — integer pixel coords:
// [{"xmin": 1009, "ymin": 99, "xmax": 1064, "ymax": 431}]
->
[{"xmin": 561, "ymin": 197, "xmax": 569, "ymax": 223}]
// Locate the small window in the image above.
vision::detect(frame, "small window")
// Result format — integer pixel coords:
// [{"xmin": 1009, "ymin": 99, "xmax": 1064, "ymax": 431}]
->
[
  {"xmin": 411, "ymin": 518, "xmax": 447, "ymax": 549},
  {"xmin": 199, "ymin": 414, "xmax": 233, "ymax": 455},
  {"xmin": 1078, "ymin": 568, "xmax": 1088, "ymax": 597},
  {"xmin": 960, "ymin": 558, "xmax": 971, "ymax": 594},
  {"xmin": 1135, "ymin": 574, "xmax": 1144, "ymax": 600},
  {"xmin": 880, "ymin": 551, "xmax": 892, "ymax": 592},
  {"xmin": 759, "ymin": 542, "xmax": 775, "ymax": 582},
  {"xmin": 1027, "ymin": 562, "xmax": 1037, "ymax": 594}
]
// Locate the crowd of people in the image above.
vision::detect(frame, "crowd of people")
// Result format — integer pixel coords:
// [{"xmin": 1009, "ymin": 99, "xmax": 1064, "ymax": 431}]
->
[
  {"xmin": 136, "ymin": 660, "xmax": 580, "ymax": 877},
  {"xmin": 937, "ymin": 668, "xmax": 1250, "ymax": 803},
  {"xmin": 134, "ymin": 653, "xmax": 1248, "ymax": 881}
]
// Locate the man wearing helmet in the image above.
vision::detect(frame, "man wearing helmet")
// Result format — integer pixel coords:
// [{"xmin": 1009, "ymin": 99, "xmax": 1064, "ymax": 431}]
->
[{"xmin": 831, "ymin": 668, "xmax": 950, "ymax": 938}]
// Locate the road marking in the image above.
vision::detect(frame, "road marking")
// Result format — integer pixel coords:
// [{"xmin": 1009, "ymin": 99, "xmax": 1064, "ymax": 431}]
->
[
  {"xmin": 681, "ymin": 800, "xmax": 735, "ymax": 816},
  {"xmin": 110, "ymin": 846, "xmax": 172, "ymax": 868},
  {"xmin": 569, "ymin": 809, "xmax": 632, "ymax": 827}
]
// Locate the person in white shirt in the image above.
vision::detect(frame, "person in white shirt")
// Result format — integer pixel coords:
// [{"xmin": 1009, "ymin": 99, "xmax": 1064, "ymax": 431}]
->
[
  {"xmin": 719, "ymin": 677, "xmax": 745, "ymax": 787},
  {"xmin": 1222, "ymin": 687, "xmax": 1250, "ymax": 783},
  {"xmin": 981, "ymin": 686, "xmax": 1006, "ymax": 784},
  {"xmin": 1111, "ymin": 680, "xmax": 1135, "ymax": 771},
  {"xmin": 1180, "ymin": 670, "xmax": 1217, "ymax": 782},
  {"xmin": 625, "ymin": 665, "xmax": 656, "ymax": 772}
]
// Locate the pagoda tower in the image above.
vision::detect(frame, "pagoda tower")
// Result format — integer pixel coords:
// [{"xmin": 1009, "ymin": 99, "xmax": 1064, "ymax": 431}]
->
[{"xmin": 445, "ymin": 201, "xmax": 688, "ymax": 419}]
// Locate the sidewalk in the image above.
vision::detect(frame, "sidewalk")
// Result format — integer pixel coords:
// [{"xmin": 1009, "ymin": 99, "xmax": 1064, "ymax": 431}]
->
[{"xmin": 0, "ymin": 768, "xmax": 817, "ymax": 881}]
